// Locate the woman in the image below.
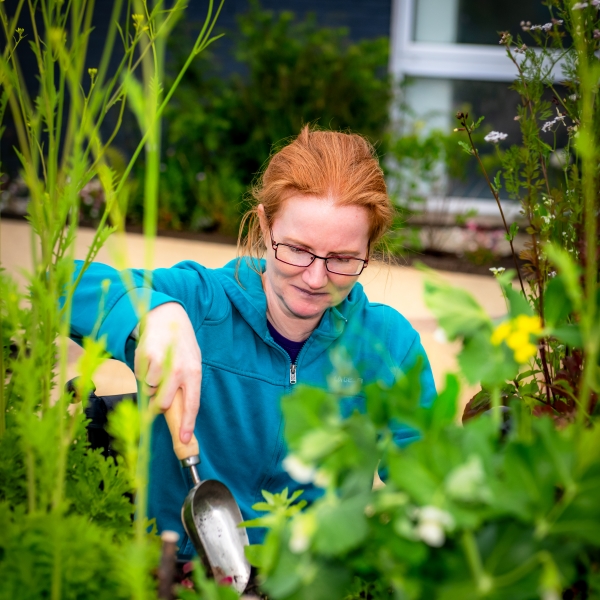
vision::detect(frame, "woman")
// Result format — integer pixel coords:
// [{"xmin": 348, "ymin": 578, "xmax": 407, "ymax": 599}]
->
[{"xmin": 68, "ymin": 127, "xmax": 436, "ymax": 554}]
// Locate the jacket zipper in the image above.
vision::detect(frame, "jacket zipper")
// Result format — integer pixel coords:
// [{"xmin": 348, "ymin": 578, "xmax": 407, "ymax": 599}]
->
[{"xmin": 290, "ymin": 363, "xmax": 297, "ymax": 385}]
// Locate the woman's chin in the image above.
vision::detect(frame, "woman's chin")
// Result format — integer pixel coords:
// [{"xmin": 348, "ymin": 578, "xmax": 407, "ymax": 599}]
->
[{"xmin": 287, "ymin": 297, "xmax": 328, "ymax": 320}]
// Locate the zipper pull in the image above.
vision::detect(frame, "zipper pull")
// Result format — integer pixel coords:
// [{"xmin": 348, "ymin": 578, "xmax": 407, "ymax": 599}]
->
[{"xmin": 290, "ymin": 364, "xmax": 297, "ymax": 385}]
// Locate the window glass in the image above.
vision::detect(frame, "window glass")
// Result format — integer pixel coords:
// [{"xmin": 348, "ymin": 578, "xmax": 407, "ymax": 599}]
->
[
  {"xmin": 414, "ymin": 0, "xmax": 552, "ymax": 45},
  {"xmin": 402, "ymin": 78, "xmax": 569, "ymax": 198}
]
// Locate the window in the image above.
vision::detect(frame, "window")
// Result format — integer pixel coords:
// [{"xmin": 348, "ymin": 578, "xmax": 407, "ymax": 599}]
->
[{"xmin": 390, "ymin": 0, "xmax": 562, "ymax": 203}]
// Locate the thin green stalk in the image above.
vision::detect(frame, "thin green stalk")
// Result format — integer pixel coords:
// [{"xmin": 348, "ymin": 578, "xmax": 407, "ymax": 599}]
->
[
  {"xmin": 491, "ymin": 385, "xmax": 501, "ymax": 431},
  {"xmin": 572, "ymin": 6, "xmax": 599, "ymax": 422},
  {"xmin": 457, "ymin": 112, "xmax": 526, "ymax": 296},
  {"xmin": 462, "ymin": 531, "xmax": 493, "ymax": 595},
  {"xmin": 0, "ymin": 306, "xmax": 5, "ymax": 437},
  {"xmin": 70, "ymin": 0, "xmax": 224, "ymax": 295}
]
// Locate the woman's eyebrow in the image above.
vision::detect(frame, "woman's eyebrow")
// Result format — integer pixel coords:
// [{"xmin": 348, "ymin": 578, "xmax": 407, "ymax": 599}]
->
[{"xmin": 283, "ymin": 237, "xmax": 362, "ymax": 256}]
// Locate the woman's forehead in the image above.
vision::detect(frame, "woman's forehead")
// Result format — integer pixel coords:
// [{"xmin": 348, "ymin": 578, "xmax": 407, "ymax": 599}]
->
[{"xmin": 272, "ymin": 195, "xmax": 370, "ymax": 249}]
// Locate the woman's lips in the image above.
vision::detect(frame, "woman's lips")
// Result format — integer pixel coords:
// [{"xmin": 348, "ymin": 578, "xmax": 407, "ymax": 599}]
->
[{"xmin": 292, "ymin": 285, "xmax": 327, "ymax": 297}]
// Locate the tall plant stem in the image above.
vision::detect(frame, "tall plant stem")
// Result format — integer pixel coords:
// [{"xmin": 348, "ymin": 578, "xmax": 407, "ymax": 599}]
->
[
  {"xmin": 458, "ymin": 114, "xmax": 526, "ymax": 296},
  {"xmin": 572, "ymin": 8, "xmax": 599, "ymax": 420}
]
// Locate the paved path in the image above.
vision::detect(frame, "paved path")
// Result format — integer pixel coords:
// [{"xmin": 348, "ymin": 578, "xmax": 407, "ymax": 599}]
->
[{"xmin": 1, "ymin": 220, "xmax": 508, "ymax": 408}]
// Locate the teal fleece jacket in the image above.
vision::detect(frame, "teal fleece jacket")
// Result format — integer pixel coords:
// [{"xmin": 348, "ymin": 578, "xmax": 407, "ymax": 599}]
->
[{"xmin": 68, "ymin": 258, "xmax": 436, "ymax": 554}]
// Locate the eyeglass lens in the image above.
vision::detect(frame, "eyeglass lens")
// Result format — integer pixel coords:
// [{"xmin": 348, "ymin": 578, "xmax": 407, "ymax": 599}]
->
[{"xmin": 275, "ymin": 244, "xmax": 363, "ymax": 275}]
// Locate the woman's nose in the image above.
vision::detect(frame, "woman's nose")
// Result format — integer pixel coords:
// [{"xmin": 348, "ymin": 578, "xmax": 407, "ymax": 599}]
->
[{"xmin": 302, "ymin": 257, "xmax": 329, "ymax": 289}]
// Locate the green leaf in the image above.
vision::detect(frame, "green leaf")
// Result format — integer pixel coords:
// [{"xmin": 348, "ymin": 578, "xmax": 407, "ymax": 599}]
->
[
  {"xmin": 458, "ymin": 140, "xmax": 474, "ymax": 155},
  {"xmin": 312, "ymin": 494, "xmax": 370, "ymax": 556},
  {"xmin": 429, "ymin": 373, "xmax": 459, "ymax": 431},
  {"xmin": 423, "ymin": 276, "xmax": 491, "ymax": 340},
  {"xmin": 244, "ymin": 544, "xmax": 264, "ymax": 568},
  {"xmin": 549, "ymin": 325, "xmax": 583, "ymax": 348},
  {"xmin": 544, "ymin": 275, "xmax": 574, "ymax": 326},
  {"xmin": 459, "ymin": 330, "xmax": 518, "ymax": 386},
  {"xmin": 544, "ymin": 245, "xmax": 583, "ymax": 314}
]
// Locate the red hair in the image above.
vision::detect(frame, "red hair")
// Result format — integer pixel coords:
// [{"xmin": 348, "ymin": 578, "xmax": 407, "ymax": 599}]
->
[{"xmin": 238, "ymin": 125, "xmax": 393, "ymax": 266}]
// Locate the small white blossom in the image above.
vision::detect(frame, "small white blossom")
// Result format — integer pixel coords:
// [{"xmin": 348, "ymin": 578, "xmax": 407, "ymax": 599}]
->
[
  {"xmin": 489, "ymin": 267, "xmax": 506, "ymax": 276},
  {"xmin": 417, "ymin": 521, "xmax": 445, "ymax": 547},
  {"xmin": 572, "ymin": 2, "xmax": 589, "ymax": 9},
  {"xmin": 530, "ymin": 22, "xmax": 556, "ymax": 31},
  {"xmin": 592, "ymin": 0, "xmax": 600, "ymax": 6},
  {"xmin": 541, "ymin": 110, "xmax": 567, "ymax": 132},
  {"xmin": 484, "ymin": 131, "xmax": 508, "ymax": 144},
  {"xmin": 433, "ymin": 328, "xmax": 448, "ymax": 345},
  {"xmin": 282, "ymin": 455, "xmax": 316, "ymax": 484},
  {"xmin": 289, "ymin": 513, "xmax": 316, "ymax": 554},
  {"xmin": 415, "ymin": 506, "xmax": 454, "ymax": 548}
]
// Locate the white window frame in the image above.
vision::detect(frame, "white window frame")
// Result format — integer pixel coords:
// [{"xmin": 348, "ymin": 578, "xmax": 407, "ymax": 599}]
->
[
  {"xmin": 390, "ymin": 0, "xmax": 525, "ymax": 82},
  {"xmin": 388, "ymin": 0, "xmax": 561, "ymax": 216}
]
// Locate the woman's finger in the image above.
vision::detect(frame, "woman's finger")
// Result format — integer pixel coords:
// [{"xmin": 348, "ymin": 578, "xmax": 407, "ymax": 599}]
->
[{"xmin": 180, "ymin": 367, "xmax": 201, "ymax": 444}]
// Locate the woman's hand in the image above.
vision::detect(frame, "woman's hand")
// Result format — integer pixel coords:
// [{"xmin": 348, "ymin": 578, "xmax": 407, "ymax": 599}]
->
[{"xmin": 134, "ymin": 302, "xmax": 201, "ymax": 445}]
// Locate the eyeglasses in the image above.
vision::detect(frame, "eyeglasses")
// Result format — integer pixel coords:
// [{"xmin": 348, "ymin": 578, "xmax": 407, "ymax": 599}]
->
[{"xmin": 269, "ymin": 229, "xmax": 368, "ymax": 276}]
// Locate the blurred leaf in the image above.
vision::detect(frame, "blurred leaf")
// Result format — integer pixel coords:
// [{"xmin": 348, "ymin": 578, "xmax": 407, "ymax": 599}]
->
[
  {"xmin": 544, "ymin": 275, "xmax": 574, "ymax": 327},
  {"xmin": 312, "ymin": 494, "xmax": 370, "ymax": 556},
  {"xmin": 429, "ymin": 373, "xmax": 459, "ymax": 431},
  {"xmin": 423, "ymin": 276, "xmax": 491, "ymax": 341},
  {"xmin": 545, "ymin": 245, "xmax": 584, "ymax": 314}
]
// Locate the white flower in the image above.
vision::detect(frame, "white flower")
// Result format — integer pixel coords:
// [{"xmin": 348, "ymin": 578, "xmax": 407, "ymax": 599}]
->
[
  {"xmin": 433, "ymin": 327, "xmax": 448, "ymax": 345},
  {"xmin": 417, "ymin": 521, "xmax": 445, "ymax": 547},
  {"xmin": 541, "ymin": 110, "xmax": 567, "ymax": 132},
  {"xmin": 489, "ymin": 267, "xmax": 506, "ymax": 276},
  {"xmin": 289, "ymin": 513, "xmax": 316, "ymax": 553},
  {"xmin": 572, "ymin": 2, "xmax": 589, "ymax": 9},
  {"xmin": 484, "ymin": 131, "xmax": 508, "ymax": 144},
  {"xmin": 282, "ymin": 455, "xmax": 316, "ymax": 484},
  {"xmin": 592, "ymin": 0, "xmax": 600, "ymax": 7},
  {"xmin": 415, "ymin": 506, "xmax": 454, "ymax": 548},
  {"xmin": 530, "ymin": 22, "xmax": 556, "ymax": 31}
]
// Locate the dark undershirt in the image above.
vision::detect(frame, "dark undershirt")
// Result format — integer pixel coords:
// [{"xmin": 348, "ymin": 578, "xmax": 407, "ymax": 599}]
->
[{"xmin": 267, "ymin": 320, "xmax": 306, "ymax": 364}]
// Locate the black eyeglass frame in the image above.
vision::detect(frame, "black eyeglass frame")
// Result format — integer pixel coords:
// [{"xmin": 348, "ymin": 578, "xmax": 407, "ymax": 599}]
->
[{"xmin": 269, "ymin": 229, "xmax": 369, "ymax": 276}]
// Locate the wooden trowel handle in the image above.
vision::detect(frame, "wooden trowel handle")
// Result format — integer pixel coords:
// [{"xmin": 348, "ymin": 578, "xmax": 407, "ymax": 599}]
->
[{"xmin": 164, "ymin": 389, "xmax": 200, "ymax": 461}]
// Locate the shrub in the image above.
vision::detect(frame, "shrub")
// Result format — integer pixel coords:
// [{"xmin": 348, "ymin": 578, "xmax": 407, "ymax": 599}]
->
[{"xmin": 129, "ymin": 1, "xmax": 391, "ymax": 234}]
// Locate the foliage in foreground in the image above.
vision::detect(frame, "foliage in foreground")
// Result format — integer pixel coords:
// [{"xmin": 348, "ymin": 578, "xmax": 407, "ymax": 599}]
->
[
  {"xmin": 247, "ymin": 254, "xmax": 600, "ymax": 599},
  {"xmin": 452, "ymin": 0, "xmax": 599, "ymax": 423},
  {"xmin": 247, "ymin": 1, "xmax": 600, "ymax": 598},
  {"xmin": 0, "ymin": 0, "xmax": 226, "ymax": 598}
]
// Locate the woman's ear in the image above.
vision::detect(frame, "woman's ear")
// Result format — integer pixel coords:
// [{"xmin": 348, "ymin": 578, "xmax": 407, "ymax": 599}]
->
[{"xmin": 257, "ymin": 204, "xmax": 268, "ymax": 241}]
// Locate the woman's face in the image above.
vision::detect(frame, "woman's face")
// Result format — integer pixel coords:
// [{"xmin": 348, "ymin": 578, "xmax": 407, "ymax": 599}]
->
[{"xmin": 259, "ymin": 194, "xmax": 371, "ymax": 322}]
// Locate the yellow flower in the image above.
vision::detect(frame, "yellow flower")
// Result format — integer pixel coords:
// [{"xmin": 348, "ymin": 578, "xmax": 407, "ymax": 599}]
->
[
  {"xmin": 507, "ymin": 330, "xmax": 529, "ymax": 351},
  {"xmin": 491, "ymin": 321, "xmax": 511, "ymax": 345},
  {"xmin": 514, "ymin": 314, "xmax": 542, "ymax": 335},
  {"xmin": 514, "ymin": 343, "xmax": 538, "ymax": 364},
  {"xmin": 490, "ymin": 314, "xmax": 541, "ymax": 364}
]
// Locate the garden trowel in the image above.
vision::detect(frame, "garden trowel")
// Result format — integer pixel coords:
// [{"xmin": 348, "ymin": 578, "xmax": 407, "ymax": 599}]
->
[{"xmin": 165, "ymin": 390, "xmax": 251, "ymax": 594}]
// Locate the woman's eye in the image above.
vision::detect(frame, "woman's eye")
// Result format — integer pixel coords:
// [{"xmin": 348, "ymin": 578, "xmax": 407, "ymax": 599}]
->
[
  {"xmin": 329, "ymin": 256, "xmax": 351, "ymax": 264},
  {"xmin": 290, "ymin": 246, "xmax": 308, "ymax": 254}
]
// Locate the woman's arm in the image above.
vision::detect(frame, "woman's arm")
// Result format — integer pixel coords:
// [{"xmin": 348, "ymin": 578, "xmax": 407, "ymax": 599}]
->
[{"xmin": 66, "ymin": 260, "xmax": 212, "ymax": 443}]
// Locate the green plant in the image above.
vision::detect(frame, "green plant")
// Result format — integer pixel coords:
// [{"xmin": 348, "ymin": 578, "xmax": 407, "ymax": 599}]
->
[
  {"xmin": 244, "ymin": 1, "xmax": 600, "ymax": 598},
  {"xmin": 131, "ymin": 0, "xmax": 391, "ymax": 234},
  {"xmin": 248, "ymin": 368, "xmax": 600, "ymax": 599},
  {"xmin": 453, "ymin": 0, "xmax": 598, "ymax": 420},
  {"xmin": 0, "ymin": 0, "xmax": 224, "ymax": 597}
]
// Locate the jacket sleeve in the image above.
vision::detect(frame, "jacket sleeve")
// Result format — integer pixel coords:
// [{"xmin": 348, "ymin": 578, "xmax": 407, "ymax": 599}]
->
[{"xmin": 66, "ymin": 260, "xmax": 215, "ymax": 363}]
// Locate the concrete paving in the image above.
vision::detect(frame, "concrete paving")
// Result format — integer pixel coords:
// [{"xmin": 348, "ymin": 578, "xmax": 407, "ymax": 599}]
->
[{"xmin": 1, "ymin": 219, "xmax": 509, "ymax": 408}]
